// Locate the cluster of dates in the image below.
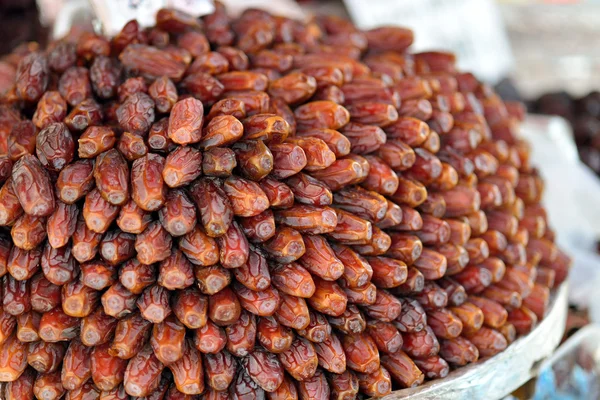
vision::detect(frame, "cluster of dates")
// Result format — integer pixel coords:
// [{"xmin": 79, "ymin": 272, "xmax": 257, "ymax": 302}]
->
[
  {"xmin": 0, "ymin": 3, "xmax": 570, "ymax": 400},
  {"xmin": 533, "ymin": 91, "xmax": 600, "ymax": 176}
]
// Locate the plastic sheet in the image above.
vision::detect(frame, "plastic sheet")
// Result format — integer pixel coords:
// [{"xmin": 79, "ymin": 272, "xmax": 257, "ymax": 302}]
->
[
  {"xmin": 518, "ymin": 115, "xmax": 600, "ymax": 315},
  {"xmin": 533, "ymin": 324, "xmax": 600, "ymax": 400}
]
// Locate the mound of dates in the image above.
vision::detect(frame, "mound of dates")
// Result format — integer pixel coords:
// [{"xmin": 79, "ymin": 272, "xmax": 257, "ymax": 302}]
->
[{"xmin": 0, "ymin": 3, "xmax": 570, "ymax": 399}]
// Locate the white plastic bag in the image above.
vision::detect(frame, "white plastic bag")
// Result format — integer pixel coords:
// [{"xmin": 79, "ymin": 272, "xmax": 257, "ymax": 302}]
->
[{"xmin": 520, "ymin": 115, "xmax": 600, "ymax": 316}]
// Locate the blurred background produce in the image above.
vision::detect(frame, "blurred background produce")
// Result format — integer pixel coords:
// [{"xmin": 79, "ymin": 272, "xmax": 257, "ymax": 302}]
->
[{"xmin": 0, "ymin": 0, "xmax": 47, "ymax": 55}]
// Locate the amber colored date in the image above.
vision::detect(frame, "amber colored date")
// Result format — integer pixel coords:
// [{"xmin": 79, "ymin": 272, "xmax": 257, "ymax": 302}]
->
[
  {"xmin": 263, "ymin": 229, "xmax": 306, "ymax": 266},
  {"xmin": 241, "ymin": 348, "xmax": 285, "ymax": 393},
  {"xmin": 332, "ymin": 244, "xmax": 373, "ymax": 288},
  {"xmin": 188, "ymin": 178, "xmax": 234, "ymax": 238},
  {"xmin": 61, "ymin": 338, "xmax": 93, "ymax": 390},
  {"xmin": 507, "ymin": 306, "xmax": 538, "ymax": 336},
  {"xmin": 94, "ymin": 149, "xmax": 130, "ymax": 206},
  {"xmin": 137, "ymin": 284, "xmax": 172, "ymax": 324},
  {"xmin": 427, "ymin": 308, "xmax": 464, "ymax": 339},
  {"xmin": 464, "ymin": 327, "xmax": 508, "ymax": 358},
  {"xmin": 207, "ymin": 286, "xmax": 241, "ymax": 326},
  {"xmin": 309, "ymin": 155, "xmax": 370, "ymax": 191},
  {"xmin": 33, "ymin": 370, "xmax": 65, "ymax": 400},
  {"xmin": 0, "ymin": 178, "xmax": 24, "ymax": 226},
  {"xmin": 8, "ymin": 121, "xmax": 36, "ymax": 163},
  {"xmin": 168, "ymin": 98, "xmax": 203, "ymax": 145},
  {"xmin": 123, "ymin": 345, "xmax": 164, "ymax": 397},
  {"xmin": 368, "ymin": 256, "xmax": 407, "ymax": 289},
  {"xmin": 232, "ymin": 139, "xmax": 274, "ymax": 181},
  {"xmin": 193, "ymin": 320, "xmax": 227, "ymax": 354},
  {"xmin": 7, "ymin": 246, "xmax": 42, "ymax": 282},
  {"xmin": 62, "ymin": 279, "xmax": 100, "ymax": 318},
  {"xmin": 131, "ymin": 153, "xmax": 166, "ymax": 212},
  {"xmin": 413, "ymin": 248, "xmax": 447, "ymax": 280},
  {"xmin": 202, "ymin": 147, "xmax": 237, "ymax": 178},
  {"xmin": 27, "ymin": 341, "xmax": 66, "ymax": 373},
  {"xmin": 366, "ymin": 320, "xmax": 403, "ymax": 355},
  {"xmin": 36, "ymin": 122, "xmax": 75, "ymax": 171},
  {"xmin": 100, "ymin": 283, "xmax": 137, "ymax": 320},
  {"xmin": 203, "ymin": 350, "xmax": 236, "ymax": 392},
  {"xmin": 83, "ymin": 189, "xmax": 120, "ymax": 234},
  {"xmin": 100, "ymin": 229, "xmax": 136, "ymax": 266},
  {"xmin": 0, "ymin": 333, "xmax": 28, "ymax": 382},
  {"xmin": 3, "ymin": 273, "xmax": 32, "ymax": 316},
  {"xmin": 135, "ymin": 221, "xmax": 172, "ymax": 265},
  {"xmin": 162, "ymin": 147, "xmax": 203, "ymax": 189},
  {"xmin": 308, "ymin": 278, "xmax": 348, "ymax": 317},
  {"xmin": 80, "ymin": 308, "xmax": 117, "ymax": 348},
  {"xmin": 235, "ymin": 282, "xmax": 280, "ymax": 317},
  {"xmin": 29, "ymin": 274, "xmax": 61, "ymax": 313},
  {"xmin": 257, "ymin": 316, "xmax": 294, "ymax": 355},
  {"xmin": 239, "ymin": 210, "xmax": 276, "ymax": 243},
  {"xmin": 393, "ymin": 298, "xmax": 426, "ymax": 334},
  {"xmin": 380, "ymin": 349, "xmax": 424, "ymax": 389},
  {"xmin": 224, "ymin": 176, "xmax": 270, "ymax": 217},
  {"xmin": 11, "ymin": 155, "xmax": 56, "ymax": 217},
  {"xmin": 278, "ymin": 337, "xmax": 319, "ymax": 381},
  {"xmin": 467, "ymin": 296, "xmax": 508, "ymax": 329},
  {"xmin": 328, "ymin": 208, "xmax": 372, "ymax": 245},
  {"xmin": 385, "ymin": 233, "xmax": 422, "ymax": 266},
  {"xmin": 151, "ymin": 315, "xmax": 187, "ymax": 365},
  {"xmin": 5, "ymin": 365, "xmax": 35, "ymax": 398},
  {"xmin": 91, "ymin": 342, "xmax": 128, "ymax": 392}
]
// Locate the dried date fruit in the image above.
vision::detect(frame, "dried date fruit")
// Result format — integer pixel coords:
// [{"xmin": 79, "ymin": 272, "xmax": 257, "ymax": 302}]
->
[
  {"xmin": 135, "ymin": 221, "xmax": 172, "ymax": 265},
  {"xmin": 58, "ymin": 67, "xmax": 92, "ymax": 108},
  {"xmin": 123, "ymin": 345, "xmax": 164, "ymax": 397},
  {"xmin": 94, "ymin": 149, "xmax": 130, "ymax": 206},
  {"xmin": 12, "ymin": 155, "xmax": 55, "ymax": 217},
  {"xmin": 208, "ymin": 286, "xmax": 241, "ymax": 326},
  {"xmin": 32, "ymin": 91, "xmax": 67, "ymax": 129},
  {"xmin": 116, "ymin": 92, "xmax": 155, "ymax": 136},
  {"xmin": 200, "ymin": 115, "xmax": 244, "ymax": 150},
  {"xmin": 90, "ymin": 343, "xmax": 128, "ymax": 392},
  {"xmin": 168, "ymin": 98, "xmax": 204, "ymax": 145},
  {"xmin": 80, "ymin": 309, "xmax": 117, "ymax": 347},
  {"xmin": 172, "ymin": 286, "xmax": 207, "ymax": 329},
  {"xmin": 120, "ymin": 44, "xmax": 187, "ymax": 81},
  {"xmin": 16, "ymin": 52, "xmax": 49, "ymax": 103},
  {"xmin": 61, "ymin": 338, "xmax": 93, "ymax": 391},
  {"xmin": 101, "ymin": 283, "xmax": 138, "ymax": 319},
  {"xmin": 131, "ymin": 153, "xmax": 166, "ymax": 211},
  {"xmin": 158, "ymin": 189, "xmax": 197, "ymax": 237},
  {"xmin": 109, "ymin": 312, "xmax": 152, "ymax": 360},
  {"xmin": 188, "ymin": 178, "xmax": 234, "ymax": 238},
  {"xmin": 56, "ymin": 160, "xmax": 95, "ymax": 206},
  {"xmin": 46, "ymin": 201, "xmax": 78, "ymax": 249}
]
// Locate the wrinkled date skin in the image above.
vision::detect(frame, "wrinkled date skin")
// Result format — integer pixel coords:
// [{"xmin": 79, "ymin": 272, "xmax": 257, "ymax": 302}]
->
[{"xmin": 12, "ymin": 155, "xmax": 56, "ymax": 217}]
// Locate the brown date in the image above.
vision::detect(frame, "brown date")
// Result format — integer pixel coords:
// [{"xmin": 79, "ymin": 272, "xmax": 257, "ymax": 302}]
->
[
  {"xmin": 193, "ymin": 320, "xmax": 227, "ymax": 354},
  {"xmin": 123, "ymin": 345, "xmax": 164, "ymax": 397},
  {"xmin": 0, "ymin": 333, "xmax": 28, "ymax": 382},
  {"xmin": 27, "ymin": 341, "xmax": 66, "ymax": 373},
  {"xmin": 91, "ymin": 342, "xmax": 128, "ymax": 392},
  {"xmin": 61, "ymin": 339, "xmax": 93, "ymax": 391},
  {"xmin": 101, "ymin": 283, "xmax": 138, "ymax": 319},
  {"xmin": 109, "ymin": 312, "xmax": 152, "ymax": 360},
  {"xmin": 56, "ymin": 160, "xmax": 95, "ymax": 205},
  {"xmin": 80, "ymin": 309, "xmax": 117, "ymax": 347},
  {"xmin": 11, "ymin": 155, "xmax": 55, "ymax": 217}
]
